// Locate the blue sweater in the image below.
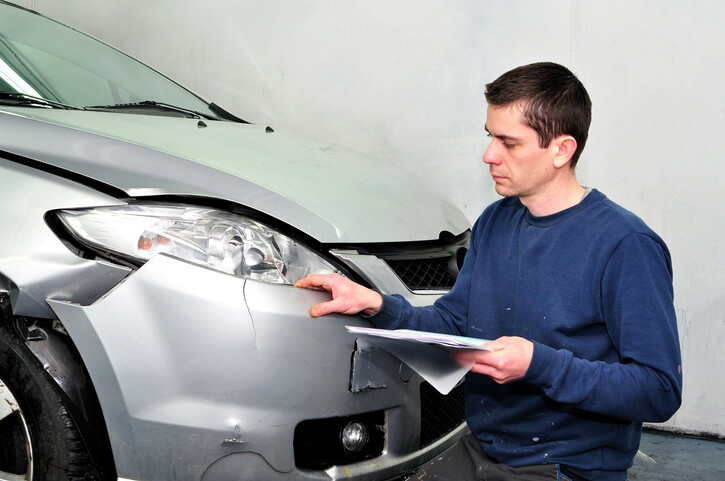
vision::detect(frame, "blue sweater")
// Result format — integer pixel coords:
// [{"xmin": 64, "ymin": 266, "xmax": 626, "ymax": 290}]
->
[{"xmin": 371, "ymin": 190, "xmax": 682, "ymax": 480}]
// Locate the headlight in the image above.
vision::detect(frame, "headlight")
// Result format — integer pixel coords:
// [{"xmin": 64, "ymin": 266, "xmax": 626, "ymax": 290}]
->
[{"xmin": 55, "ymin": 204, "xmax": 342, "ymax": 284}]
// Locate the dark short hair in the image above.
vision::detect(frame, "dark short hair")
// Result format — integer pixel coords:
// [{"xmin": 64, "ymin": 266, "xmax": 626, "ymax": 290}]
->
[{"xmin": 485, "ymin": 62, "xmax": 592, "ymax": 168}]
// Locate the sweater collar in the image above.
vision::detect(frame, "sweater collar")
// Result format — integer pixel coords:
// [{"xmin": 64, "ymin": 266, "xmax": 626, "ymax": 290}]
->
[{"xmin": 523, "ymin": 189, "xmax": 604, "ymax": 227}]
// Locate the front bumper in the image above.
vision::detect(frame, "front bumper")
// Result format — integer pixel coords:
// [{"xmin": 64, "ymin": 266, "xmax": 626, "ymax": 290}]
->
[{"xmin": 49, "ymin": 254, "xmax": 466, "ymax": 481}]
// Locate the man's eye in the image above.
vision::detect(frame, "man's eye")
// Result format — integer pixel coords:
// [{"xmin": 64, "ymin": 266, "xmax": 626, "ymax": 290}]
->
[{"xmin": 503, "ymin": 141, "xmax": 515, "ymax": 148}]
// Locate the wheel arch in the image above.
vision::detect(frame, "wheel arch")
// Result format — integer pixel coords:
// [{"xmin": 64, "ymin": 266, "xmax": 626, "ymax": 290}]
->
[{"xmin": 0, "ymin": 291, "xmax": 117, "ymax": 481}]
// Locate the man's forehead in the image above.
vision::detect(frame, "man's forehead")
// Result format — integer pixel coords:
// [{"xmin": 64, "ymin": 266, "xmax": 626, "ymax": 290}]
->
[{"xmin": 485, "ymin": 103, "xmax": 532, "ymax": 136}]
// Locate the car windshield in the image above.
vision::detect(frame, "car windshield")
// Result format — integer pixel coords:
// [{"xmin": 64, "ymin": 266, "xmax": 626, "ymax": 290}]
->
[{"xmin": 0, "ymin": 4, "xmax": 224, "ymax": 120}]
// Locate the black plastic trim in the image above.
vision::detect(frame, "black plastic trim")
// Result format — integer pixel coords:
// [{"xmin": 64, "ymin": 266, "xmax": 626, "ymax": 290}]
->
[
  {"xmin": 0, "ymin": 295, "xmax": 117, "ymax": 481},
  {"xmin": 1, "ymin": 149, "xmax": 130, "ymax": 200}
]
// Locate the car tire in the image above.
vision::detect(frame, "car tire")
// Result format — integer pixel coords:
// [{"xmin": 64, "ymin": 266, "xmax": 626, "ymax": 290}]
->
[{"xmin": 0, "ymin": 322, "xmax": 99, "ymax": 481}]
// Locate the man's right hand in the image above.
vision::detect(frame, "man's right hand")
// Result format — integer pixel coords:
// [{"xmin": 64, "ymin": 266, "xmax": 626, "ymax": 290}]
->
[{"xmin": 294, "ymin": 273, "xmax": 383, "ymax": 318}]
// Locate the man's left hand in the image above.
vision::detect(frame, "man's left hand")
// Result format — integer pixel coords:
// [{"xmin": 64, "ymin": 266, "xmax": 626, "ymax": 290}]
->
[{"xmin": 452, "ymin": 336, "xmax": 534, "ymax": 384}]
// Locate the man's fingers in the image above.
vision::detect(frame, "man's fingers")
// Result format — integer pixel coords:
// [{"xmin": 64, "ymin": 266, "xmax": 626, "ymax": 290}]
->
[
  {"xmin": 310, "ymin": 298, "xmax": 349, "ymax": 318},
  {"xmin": 309, "ymin": 301, "xmax": 331, "ymax": 318},
  {"xmin": 296, "ymin": 273, "xmax": 381, "ymax": 317},
  {"xmin": 294, "ymin": 274, "xmax": 331, "ymax": 291},
  {"xmin": 462, "ymin": 337, "xmax": 533, "ymax": 384},
  {"xmin": 482, "ymin": 338, "xmax": 508, "ymax": 351}
]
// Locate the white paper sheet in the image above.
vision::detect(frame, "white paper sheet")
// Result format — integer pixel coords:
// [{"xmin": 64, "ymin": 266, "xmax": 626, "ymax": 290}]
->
[{"xmin": 345, "ymin": 326, "xmax": 492, "ymax": 394}]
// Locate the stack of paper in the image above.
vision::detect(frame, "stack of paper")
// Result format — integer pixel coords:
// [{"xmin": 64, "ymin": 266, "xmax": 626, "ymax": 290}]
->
[
  {"xmin": 345, "ymin": 326, "xmax": 491, "ymax": 394},
  {"xmin": 346, "ymin": 326, "xmax": 492, "ymax": 350}
]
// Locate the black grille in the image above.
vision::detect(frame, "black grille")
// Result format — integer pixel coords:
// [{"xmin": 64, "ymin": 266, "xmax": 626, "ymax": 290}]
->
[
  {"xmin": 419, "ymin": 381, "xmax": 465, "ymax": 449},
  {"xmin": 386, "ymin": 256, "xmax": 457, "ymax": 290},
  {"xmin": 341, "ymin": 230, "xmax": 470, "ymax": 292}
]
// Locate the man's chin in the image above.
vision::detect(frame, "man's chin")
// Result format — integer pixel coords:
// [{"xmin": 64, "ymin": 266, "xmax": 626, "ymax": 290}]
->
[{"xmin": 494, "ymin": 185, "xmax": 516, "ymax": 198}]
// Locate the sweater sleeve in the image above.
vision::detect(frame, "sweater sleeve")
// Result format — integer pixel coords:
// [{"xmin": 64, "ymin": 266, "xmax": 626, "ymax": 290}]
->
[{"xmin": 524, "ymin": 233, "xmax": 683, "ymax": 422}]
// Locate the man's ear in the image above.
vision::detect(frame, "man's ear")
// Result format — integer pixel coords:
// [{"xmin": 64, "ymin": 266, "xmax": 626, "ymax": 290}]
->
[{"xmin": 553, "ymin": 136, "xmax": 578, "ymax": 169}]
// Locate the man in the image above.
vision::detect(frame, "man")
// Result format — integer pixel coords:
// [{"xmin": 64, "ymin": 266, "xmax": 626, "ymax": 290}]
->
[{"xmin": 295, "ymin": 62, "xmax": 682, "ymax": 480}]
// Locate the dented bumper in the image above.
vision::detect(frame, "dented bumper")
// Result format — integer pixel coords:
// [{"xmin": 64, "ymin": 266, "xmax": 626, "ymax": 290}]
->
[{"xmin": 49, "ymin": 255, "xmax": 466, "ymax": 481}]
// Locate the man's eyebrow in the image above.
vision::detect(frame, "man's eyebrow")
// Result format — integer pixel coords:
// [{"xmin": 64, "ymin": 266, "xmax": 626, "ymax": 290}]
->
[{"xmin": 484, "ymin": 125, "xmax": 520, "ymax": 142}]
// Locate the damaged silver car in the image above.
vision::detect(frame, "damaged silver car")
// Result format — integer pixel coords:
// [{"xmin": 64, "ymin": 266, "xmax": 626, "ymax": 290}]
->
[{"xmin": 0, "ymin": 2, "xmax": 471, "ymax": 480}]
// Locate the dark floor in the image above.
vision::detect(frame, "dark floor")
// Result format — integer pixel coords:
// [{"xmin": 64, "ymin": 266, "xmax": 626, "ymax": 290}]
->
[{"xmin": 628, "ymin": 430, "xmax": 725, "ymax": 480}]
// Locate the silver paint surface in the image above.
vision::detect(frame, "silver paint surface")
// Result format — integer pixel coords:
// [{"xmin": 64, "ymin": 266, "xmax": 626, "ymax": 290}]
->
[
  {"xmin": 0, "ymin": 160, "xmax": 130, "ymax": 318},
  {"xmin": 0, "ymin": 108, "xmax": 469, "ymax": 244},
  {"xmin": 48, "ymin": 255, "xmax": 465, "ymax": 480}
]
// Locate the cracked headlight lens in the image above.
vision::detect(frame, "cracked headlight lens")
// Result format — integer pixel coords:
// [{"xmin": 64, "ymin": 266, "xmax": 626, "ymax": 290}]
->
[{"xmin": 56, "ymin": 204, "xmax": 341, "ymax": 284}]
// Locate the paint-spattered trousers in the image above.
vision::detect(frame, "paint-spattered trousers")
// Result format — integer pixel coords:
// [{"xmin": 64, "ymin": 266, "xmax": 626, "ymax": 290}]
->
[{"xmin": 407, "ymin": 433, "xmax": 587, "ymax": 481}]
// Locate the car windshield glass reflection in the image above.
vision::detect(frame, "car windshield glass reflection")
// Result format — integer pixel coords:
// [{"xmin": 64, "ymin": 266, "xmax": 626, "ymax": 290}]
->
[{"xmin": 0, "ymin": 7, "xmax": 221, "ymax": 119}]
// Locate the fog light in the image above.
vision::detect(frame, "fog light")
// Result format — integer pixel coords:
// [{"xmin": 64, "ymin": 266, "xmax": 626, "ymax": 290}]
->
[{"xmin": 340, "ymin": 422, "xmax": 368, "ymax": 453}]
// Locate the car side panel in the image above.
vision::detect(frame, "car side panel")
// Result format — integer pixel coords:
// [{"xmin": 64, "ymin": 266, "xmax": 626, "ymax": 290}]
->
[{"xmin": 0, "ymin": 158, "xmax": 131, "ymax": 318}]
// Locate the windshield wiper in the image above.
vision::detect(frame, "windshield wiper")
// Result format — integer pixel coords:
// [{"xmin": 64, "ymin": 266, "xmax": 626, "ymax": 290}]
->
[
  {"xmin": 0, "ymin": 91, "xmax": 81, "ymax": 110},
  {"xmin": 84, "ymin": 100, "xmax": 214, "ymax": 120}
]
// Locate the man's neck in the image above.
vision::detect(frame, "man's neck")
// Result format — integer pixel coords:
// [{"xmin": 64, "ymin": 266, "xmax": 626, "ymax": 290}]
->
[{"xmin": 520, "ymin": 178, "xmax": 586, "ymax": 217}]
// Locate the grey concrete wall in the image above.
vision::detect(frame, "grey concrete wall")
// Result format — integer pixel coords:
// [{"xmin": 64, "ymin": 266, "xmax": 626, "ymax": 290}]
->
[{"xmin": 19, "ymin": 0, "xmax": 724, "ymax": 437}]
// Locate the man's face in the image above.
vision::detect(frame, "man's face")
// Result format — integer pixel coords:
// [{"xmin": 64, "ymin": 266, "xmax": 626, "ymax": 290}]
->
[{"xmin": 483, "ymin": 103, "xmax": 559, "ymax": 199}]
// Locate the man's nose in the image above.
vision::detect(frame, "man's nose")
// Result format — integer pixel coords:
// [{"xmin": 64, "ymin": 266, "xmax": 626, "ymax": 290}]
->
[{"xmin": 483, "ymin": 141, "xmax": 500, "ymax": 165}]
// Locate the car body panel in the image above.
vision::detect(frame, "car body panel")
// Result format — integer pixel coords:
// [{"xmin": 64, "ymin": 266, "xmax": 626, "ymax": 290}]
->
[
  {"xmin": 0, "ymin": 159, "xmax": 131, "ymax": 318},
  {"xmin": 48, "ymin": 254, "xmax": 464, "ymax": 480},
  {"xmin": 0, "ymin": 108, "xmax": 469, "ymax": 244}
]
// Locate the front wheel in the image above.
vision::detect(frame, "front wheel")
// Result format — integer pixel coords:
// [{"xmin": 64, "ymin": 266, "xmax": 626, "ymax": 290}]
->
[{"xmin": 0, "ymin": 323, "xmax": 99, "ymax": 481}]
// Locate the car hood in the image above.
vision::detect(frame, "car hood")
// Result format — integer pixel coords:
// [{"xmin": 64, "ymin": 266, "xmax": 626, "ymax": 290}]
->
[{"xmin": 0, "ymin": 108, "xmax": 469, "ymax": 243}]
